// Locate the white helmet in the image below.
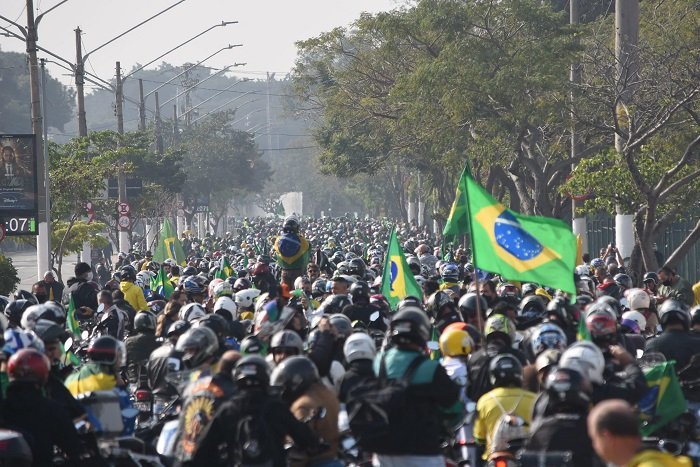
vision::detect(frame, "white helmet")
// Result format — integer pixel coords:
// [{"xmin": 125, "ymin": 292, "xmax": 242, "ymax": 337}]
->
[
  {"xmin": 179, "ymin": 303, "xmax": 207, "ymax": 322},
  {"xmin": 575, "ymin": 265, "xmax": 590, "ymax": 276},
  {"xmin": 626, "ymin": 288, "xmax": 651, "ymax": 311},
  {"xmin": 214, "ymin": 296, "xmax": 237, "ymax": 317},
  {"xmin": 293, "ymin": 276, "xmax": 307, "ymax": 290},
  {"xmin": 235, "ymin": 289, "xmax": 261, "ymax": 309},
  {"xmin": 559, "ymin": 341, "xmax": 605, "ymax": 384},
  {"xmin": 622, "ymin": 310, "xmax": 647, "ymax": 331},
  {"xmin": 21, "ymin": 304, "xmax": 47, "ymax": 331},
  {"xmin": 413, "ymin": 275, "xmax": 426, "ymax": 287},
  {"xmin": 343, "ymin": 332, "xmax": 377, "ymax": 363}
]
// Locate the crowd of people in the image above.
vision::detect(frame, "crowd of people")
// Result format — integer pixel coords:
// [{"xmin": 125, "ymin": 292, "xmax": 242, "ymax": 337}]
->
[{"xmin": 1, "ymin": 214, "xmax": 699, "ymax": 466}]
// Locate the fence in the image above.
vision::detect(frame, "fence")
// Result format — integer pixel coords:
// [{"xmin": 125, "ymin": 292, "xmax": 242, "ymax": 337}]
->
[{"xmin": 586, "ymin": 214, "xmax": 699, "ymax": 283}]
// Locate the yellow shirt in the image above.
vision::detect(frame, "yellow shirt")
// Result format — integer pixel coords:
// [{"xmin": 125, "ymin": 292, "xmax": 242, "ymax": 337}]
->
[
  {"xmin": 692, "ymin": 281, "xmax": 700, "ymax": 306},
  {"xmin": 628, "ymin": 449, "xmax": 692, "ymax": 467},
  {"xmin": 473, "ymin": 386, "xmax": 536, "ymax": 459}
]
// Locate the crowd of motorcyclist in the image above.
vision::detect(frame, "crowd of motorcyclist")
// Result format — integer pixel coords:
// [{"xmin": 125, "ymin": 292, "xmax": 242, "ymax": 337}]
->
[{"xmin": 0, "ymin": 214, "xmax": 699, "ymax": 466}]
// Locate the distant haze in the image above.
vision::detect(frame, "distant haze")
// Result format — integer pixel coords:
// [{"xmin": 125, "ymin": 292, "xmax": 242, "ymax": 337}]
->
[{"xmin": 0, "ymin": 0, "xmax": 398, "ymax": 90}]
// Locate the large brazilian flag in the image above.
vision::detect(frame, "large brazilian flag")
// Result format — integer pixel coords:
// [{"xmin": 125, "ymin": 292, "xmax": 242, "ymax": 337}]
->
[
  {"xmin": 153, "ymin": 218, "xmax": 187, "ymax": 266},
  {"xmin": 381, "ymin": 228, "xmax": 424, "ymax": 311},
  {"xmin": 453, "ymin": 166, "xmax": 577, "ymax": 295}
]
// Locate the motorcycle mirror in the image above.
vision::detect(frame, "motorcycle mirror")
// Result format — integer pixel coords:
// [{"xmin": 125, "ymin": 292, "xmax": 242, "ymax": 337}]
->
[
  {"xmin": 64, "ymin": 337, "xmax": 73, "ymax": 351},
  {"xmin": 426, "ymin": 341, "xmax": 439, "ymax": 351},
  {"xmin": 81, "ymin": 330, "xmax": 89, "ymax": 340},
  {"xmin": 369, "ymin": 311, "xmax": 380, "ymax": 322}
]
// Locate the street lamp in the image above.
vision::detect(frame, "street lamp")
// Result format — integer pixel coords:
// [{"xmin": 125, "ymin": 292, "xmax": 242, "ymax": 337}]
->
[{"xmin": 179, "ymin": 78, "xmax": 252, "ymax": 121}]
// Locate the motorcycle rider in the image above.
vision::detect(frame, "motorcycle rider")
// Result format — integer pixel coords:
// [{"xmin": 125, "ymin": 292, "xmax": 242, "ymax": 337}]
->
[
  {"xmin": 338, "ymin": 332, "xmax": 377, "ymax": 404},
  {"xmin": 119, "ymin": 266, "xmax": 149, "ymax": 312},
  {"xmin": 67, "ymin": 262, "xmax": 98, "ymax": 320},
  {"xmin": 645, "ymin": 299, "xmax": 700, "ymax": 370},
  {"xmin": 124, "ymin": 311, "xmax": 160, "ymax": 386},
  {"xmin": 192, "ymin": 355, "xmax": 320, "ymax": 466}
]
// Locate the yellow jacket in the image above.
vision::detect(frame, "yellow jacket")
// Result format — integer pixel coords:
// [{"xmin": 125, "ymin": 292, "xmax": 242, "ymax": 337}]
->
[
  {"xmin": 628, "ymin": 449, "xmax": 692, "ymax": 467},
  {"xmin": 119, "ymin": 281, "xmax": 149, "ymax": 312}
]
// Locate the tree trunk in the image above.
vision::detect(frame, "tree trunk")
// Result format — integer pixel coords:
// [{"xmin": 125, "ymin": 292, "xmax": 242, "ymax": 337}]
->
[
  {"xmin": 55, "ymin": 215, "xmax": 78, "ymax": 283},
  {"xmin": 664, "ymin": 217, "xmax": 700, "ymax": 269}
]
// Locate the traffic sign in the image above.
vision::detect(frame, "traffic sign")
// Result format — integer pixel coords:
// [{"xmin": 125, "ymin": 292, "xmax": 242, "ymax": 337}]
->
[
  {"xmin": 118, "ymin": 215, "xmax": 131, "ymax": 229},
  {"xmin": 118, "ymin": 202, "xmax": 130, "ymax": 215}
]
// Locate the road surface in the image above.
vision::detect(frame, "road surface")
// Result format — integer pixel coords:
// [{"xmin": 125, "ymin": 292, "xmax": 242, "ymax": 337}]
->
[{"xmin": 5, "ymin": 247, "xmax": 79, "ymax": 292}]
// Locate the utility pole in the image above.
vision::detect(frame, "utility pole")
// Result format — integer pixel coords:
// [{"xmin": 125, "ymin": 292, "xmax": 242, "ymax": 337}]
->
[
  {"xmin": 613, "ymin": 0, "xmax": 640, "ymax": 262},
  {"xmin": 26, "ymin": 0, "xmax": 49, "ymax": 278},
  {"xmin": 116, "ymin": 61, "xmax": 130, "ymax": 254},
  {"xmin": 570, "ymin": 0, "xmax": 588, "ymax": 254},
  {"xmin": 75, "ymin": 28, "xmax": 87, "ymax": 137},
  {"xmin": 173, "ymin": 105, "xmax": 179, "ymax": 142},
  {"xmin": 154, "ymin": 92, "xmax": 164, "ymax": 155},
  {"xmin": 138, "ymin": 79, "xmax": 146, "ymax": 131},
  {"xmin": 39, "ymin": 59, "xmax": 51, "ymax": 268}
]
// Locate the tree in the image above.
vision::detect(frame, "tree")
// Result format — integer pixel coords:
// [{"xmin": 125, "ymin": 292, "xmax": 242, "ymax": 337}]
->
[
  {"xmin": 0, "ymin": 50, "xmax": 75, "ymax": 133},
  {"xmin": 292, "ymin": 0, "xmax": 584, "ymax": 222},
  {"xmin": 563, "ymin": 0, "xmax": 700, "ymax": 278},
  {"xmin": 0, "ymin": 255, "xmax": 21, "ymax": 295}
]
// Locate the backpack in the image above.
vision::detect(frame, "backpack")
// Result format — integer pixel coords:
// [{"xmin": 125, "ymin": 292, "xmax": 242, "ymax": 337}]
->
[
  {"xmin": 234, "ymin": 400, "xmax": 274, "ymax": 467},
  {"xmin": 346, "ymin": 354, "xmax": 425, "ymax": 453}
]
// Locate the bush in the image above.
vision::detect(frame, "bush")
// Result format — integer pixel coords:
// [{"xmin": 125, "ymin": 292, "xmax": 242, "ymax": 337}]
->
[{"xmin": 0, "ymin": 255, "xmax": 20, "ymax": 296}]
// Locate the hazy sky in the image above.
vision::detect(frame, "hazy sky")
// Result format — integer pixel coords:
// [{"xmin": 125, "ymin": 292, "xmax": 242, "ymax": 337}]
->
[{"xmin": 1, "ymin": 0, "xmax": 399, "ymax": 89}]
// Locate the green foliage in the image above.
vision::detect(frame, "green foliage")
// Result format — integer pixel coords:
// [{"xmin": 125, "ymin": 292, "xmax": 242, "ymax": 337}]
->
[
  {"xmin": 0, "ymin": 50, "xmax": 75, "ymax": 132},
  {"xmin": 51, "ymin": 221, "xmax": 109, "ymax": 257},
  {"xmin": 0, "ymin": 255, "xmax": 20, "ymax": 295}
]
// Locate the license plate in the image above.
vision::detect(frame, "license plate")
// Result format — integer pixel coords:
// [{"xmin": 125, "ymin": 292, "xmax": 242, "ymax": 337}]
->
[{"xmin": 134, "ymin": 401, "xmax": 152, "ymax": 413}]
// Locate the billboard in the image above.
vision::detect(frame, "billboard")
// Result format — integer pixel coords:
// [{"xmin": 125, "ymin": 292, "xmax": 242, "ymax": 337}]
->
[{"xmin": 0, "ymin": 135, "xmax": 39, "ymax": 235}]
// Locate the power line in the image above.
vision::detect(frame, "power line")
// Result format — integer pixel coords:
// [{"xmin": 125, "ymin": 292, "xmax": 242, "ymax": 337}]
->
[{"xmin": 133, "ymin": 77, "xmax": 296, "ymax": 98}]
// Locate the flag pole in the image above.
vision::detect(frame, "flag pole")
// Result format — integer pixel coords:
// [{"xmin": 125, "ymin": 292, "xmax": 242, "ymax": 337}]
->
[{"xmin": 461, "ymin": 163, "xmax": 484, "ymax": 332}]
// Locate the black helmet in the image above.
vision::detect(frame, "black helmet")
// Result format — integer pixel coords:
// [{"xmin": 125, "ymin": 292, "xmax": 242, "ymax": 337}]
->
[
  {"xmin": 519, "ymin": 295, "xmax": 545, "ymax": 316},
  {"xmin": 270, "ymin": 330, "xmax": 304, "ymax": 355},
  {"xmin": 233, "ymin": 355, "xmax": 270, "ymax": 389},
  {"xmin": 658, "ymin": 299, "xmax": 690, "ymax": 330},
  {"xmin": 389, "ymin": 307, "xmax": 431, "ymax": 347},
  {"xmin": 426, "ymin": 291, "xmax": 453, "ymax": 318},
  {"xmin": 349, "ymin": 281, "xmax": 370, "ymax": 303},
  {"xmin": 329, "ymin": 314, "xmax": 353, "ymax": 338},
  {"xmin": 489, "ymin": 354, "xmax": 523, "ymax": 387},
  {"xmin": 0, "ymin": 429, "xmax": 33, "ymax": 467},
  {"xmin": 642, "ymin": 272, "xmax": 659, "ymax": 285},
  {"xmin": 14, "ymin": 290, "xmax": 38, "ymax": 306},
  {"xmin": 4, "ymin": 300, "xmax": 32, "ymax": 325},
  {"xmin": 194, "ymin": 314, "xmax": 229, "ymax": 344},
  {"xmin": 240, "ymin": 335, "xmax": 267, "ymax": 356},
  {"xmin": 270, "ymin": 356, "xmax": 319, "ymax": 404},
  {"xmin": 232, "ymin": 277, "xmax": 252, "ymax": 292},
  {"xmin": 320, "ymin": 295, "xmax": 351, "ymax": 315},
  {"xmin": 33, "ymin": 319, "xmax": 67, "ymax": 345},
  {"xmin": 88, "ymin": 336, "xmax": 126, "ymax": 367},
  {"xmin": 175, "ymin": 327, "xmax": 219, "ymax": 369},
  {"xmin": 166, "ymin": 320, "xmax": 190, "ymax": 339},
  {"xmin": 613, "ymin": 273, "xmax": 632, "ymax": 290},
  {"xmin": 311, "ymin": 279, "xmax": 328, "ymax": 298},
  {"xmin": 458, "ymin": 293, "xmax": 487, "ymax": 320},
  {"xmin": 596, "ymin": 295, "xmax": 623, "ymax": 319},
  {"xmin": 396, "ymin": 296, "xmax": 423, "ymax": 312},
  {"xmin": 521, "ymin": 283, "xmax": 538, "ymax": 297},
  {"xmin": 134, "ymin": 311, "xmax": 157, "ymax": 333},
  {"xmin": 182, "ymin": 266, "xmax": 197, "ymax": 277},
  {"xmin": 283, "ymin": 216, "xmax": 300, "ymax": 234},
  {"xmin": 348, "ymin": 258, "xmax": 366, "ymax": 278},
  {"xmin": 544, "ymin": 367, "xmax": 592, "ymax": 414},
  {"xmin": 119, "ymin": 266, "xmax": 137, "ymax": 282}
]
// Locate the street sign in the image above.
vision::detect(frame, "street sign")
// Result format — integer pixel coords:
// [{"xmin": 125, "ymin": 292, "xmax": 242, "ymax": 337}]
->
[
  {"xmin": 118, "ymin": 215, "xmax": 130, "ymax": 229},
  {"xmin": 118, "ymin": 202, "xmax": 130, "ymax": 215},
  {"xmin": 177, "ymin": 209, "xmax": 185, "ymax": 217}
]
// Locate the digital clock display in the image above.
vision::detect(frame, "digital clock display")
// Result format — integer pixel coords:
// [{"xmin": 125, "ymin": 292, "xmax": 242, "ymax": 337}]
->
[{"xmin": 1, "ymin": 216, "xmax": 37, "ymax": 235}]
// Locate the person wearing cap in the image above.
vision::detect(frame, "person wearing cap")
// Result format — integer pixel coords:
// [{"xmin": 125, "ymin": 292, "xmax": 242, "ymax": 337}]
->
[
  {"xmin": 37, "ymin": 270, "xmax": 64, "ymax": 304},
  {"xmin": 67, "ymin": 262, "xmax": 98, "ymax": 320}
]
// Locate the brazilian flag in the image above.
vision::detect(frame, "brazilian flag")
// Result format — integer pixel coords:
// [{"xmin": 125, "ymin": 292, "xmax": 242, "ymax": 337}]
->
[
  {"xmin": 381, "ymin": 228, "xmax": 423, "ymax": 311},
  {"xmin": 639, "ymin": 361, "xmax": 687, "ymax": 436},
  {"xmin": 153, "ymin": 218, "xmax": 186, "ymax": 266},
  {"xmin": 214, "ymin": 256, "xmax": 233, "ymax": 280},
  {"xmin": 457, "ymin": 167, "xmax": 577, "ymax": 294},
  {"xmin": 443, "ymin": 167, "xmax": 471, "ymax": 241},
  {"xmin": 151, "ymin": 265, "xmax": 174, "ymax": 299}
]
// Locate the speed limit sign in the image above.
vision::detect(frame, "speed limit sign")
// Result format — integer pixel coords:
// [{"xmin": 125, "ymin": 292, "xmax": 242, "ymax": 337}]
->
[{"xmin": 118, "ymin": 215, "xmax": 130, "ymax": 229}]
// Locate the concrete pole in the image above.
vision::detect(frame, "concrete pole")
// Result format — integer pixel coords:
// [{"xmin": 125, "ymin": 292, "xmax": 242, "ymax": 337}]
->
[
  {"xmin": 75, "ymin": 28, "xmax": 88, "ymax": 138},
  {"xmin": 138, "ymin": 78, "xmax": 146, "ymax": 131},
  {"xmin": 116, "ymin": 61, "xmax": 130, "ymax": 254},
  {"xmin": 570, "ymin": 0, "xmax": 588, "ymax": 255},
  {"xmin": 614, "ymin": 0, "xmax": 640, "ymax": 263},
  {"xmin": 26, "ymin": 0, "xmax": 48, "ymax": 280}
]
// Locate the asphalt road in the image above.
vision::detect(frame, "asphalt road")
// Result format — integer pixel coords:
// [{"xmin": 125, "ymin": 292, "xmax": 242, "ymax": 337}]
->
[{"xmin": 4, "ymin": 247, "xmax": 79, "ymax": 292}]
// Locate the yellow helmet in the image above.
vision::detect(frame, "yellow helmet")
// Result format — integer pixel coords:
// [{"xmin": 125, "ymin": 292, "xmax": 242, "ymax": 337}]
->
[{"xmin": 439, "ymin": 328, "xmax": 474, "ymax": 357}]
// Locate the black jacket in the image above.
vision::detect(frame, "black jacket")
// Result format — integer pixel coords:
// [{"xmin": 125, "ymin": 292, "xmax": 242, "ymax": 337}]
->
[
  {"xmin": 125, "ymin": 332, "xmax": 160, "ymax": 386},
  {"xmin": 1, "ymin": 382, "xmax": 82, "ymax": 466},
  {"xmin": 190, "ymin": 389, "xmax": 319, "ymax": 467},
  {"xmin": 338, "ymin": 359, "xmax": 374, "ymax": 404},
  {"xmin": 525, "ymin": 413, "xmax": 604, "ymax": 467},
  {"xmin": 645, "ymin": 329, "xmax": 700, "ymax": 370},
  {"xmin": 67, "ymin": 277, "xmax": 98, "ymax": 317},
  {"xmin": 45, "ymin": 369, "xmax": 85, "ymax": 420},
  {"xmin": 468, "ymin": 342, "xmax": 528, "ymax": 401}
]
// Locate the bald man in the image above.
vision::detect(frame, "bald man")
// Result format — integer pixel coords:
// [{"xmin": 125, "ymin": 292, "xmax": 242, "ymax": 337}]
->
[{"xmin": 587, "ymin": 399, "xmax": 690, "ymax": 466}]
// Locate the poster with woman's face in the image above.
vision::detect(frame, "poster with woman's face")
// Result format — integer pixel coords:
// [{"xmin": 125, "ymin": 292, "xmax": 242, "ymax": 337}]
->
[{"xmin": 0, "ymin": 135, "xmax": 37, "ymax": 211}]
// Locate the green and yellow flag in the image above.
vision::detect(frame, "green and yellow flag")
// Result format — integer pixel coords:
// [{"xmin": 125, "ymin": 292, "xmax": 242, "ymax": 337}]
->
[
  {"xmin": 443, "ymin": 166, "xmax": 471, "ymax": 241},
  {"xmin": 456, "ymin": 167, "xmax": 577, "ymax": 294},
  {"xmin": 576, "ymin": 317, "xmax": 591, "ymax": 341},
  {"xmin": 66, "ymin": 295, "xmax": 81, "ymax": 338},
  {"xmin": 640, "ymin": 361, "xmax": 687, "ymax": 436},
  {"xmin": 151, "ymin": 265, "xmax": 174, "ymax": 299},
  {"xmin": 214, "ymin": 256, "xmax": 233, "ymax": 281},
  {"xmin": 381, "ymin": 228, "xmax": 423, "ymax": 311},
  {"xmin": 153, "ymin": 218, "xmax": 186, "ymax": 266}
]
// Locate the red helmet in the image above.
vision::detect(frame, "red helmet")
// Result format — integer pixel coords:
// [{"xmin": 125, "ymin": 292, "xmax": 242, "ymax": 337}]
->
[
  {"xmin": 586, "ymin": 312, "xmax": 617, "ymax": 340},
  {"xmin": 8, "ymin": 348, "xmax": 50, "ymax": 384},
  {"xmin": 252, "ymin": 262, "xmax": 270, "ymax": 277}
]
